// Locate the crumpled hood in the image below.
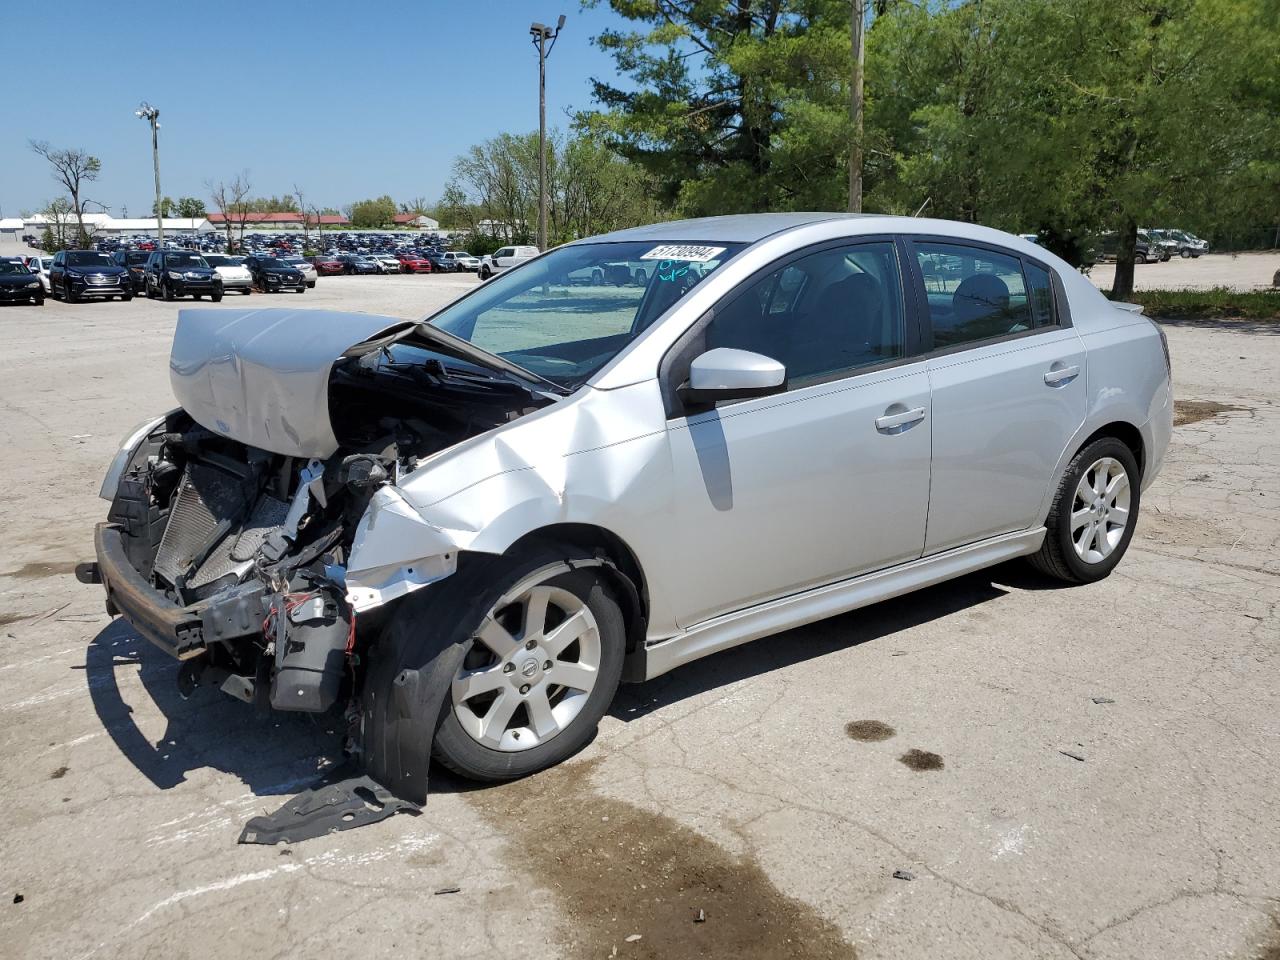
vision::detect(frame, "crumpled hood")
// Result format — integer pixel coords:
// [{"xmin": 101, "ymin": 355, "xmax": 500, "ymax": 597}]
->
[{"xmin": 170, "ymin": 308, "xmax": 409, "ymax": 458}]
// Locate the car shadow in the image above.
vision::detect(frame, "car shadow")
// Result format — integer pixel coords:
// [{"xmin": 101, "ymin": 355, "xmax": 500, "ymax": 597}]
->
[
  {"xmin": 83, "ymin": 560, "xmax": 1054, "ymax": 801},
  {"xmin": 609, "ymin": 563, "xmax": 1031, "ymax": 723},
  {"xmin": 85, "ymin": 619, "xmax": 340, "ymax": 799}
]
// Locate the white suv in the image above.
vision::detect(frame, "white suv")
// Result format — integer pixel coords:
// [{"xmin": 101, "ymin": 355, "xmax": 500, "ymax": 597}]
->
[{"xmin": 478, "ymin": 245, "xmax": 539, "ymax": 280}]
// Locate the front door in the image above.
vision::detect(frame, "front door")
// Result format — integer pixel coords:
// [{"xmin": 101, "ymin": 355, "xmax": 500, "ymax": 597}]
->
[{"xmin": 663, "ymin": 239, "xmax": 933, "ymax": 627}]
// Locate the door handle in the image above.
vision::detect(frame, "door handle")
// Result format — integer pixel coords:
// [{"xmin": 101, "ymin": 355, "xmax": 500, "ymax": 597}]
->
[
  {"xmin": 875, "ymin": 406, "xmax": 926, "ymax": 431},
  {"xmin": 1044, "ymin": 364, "xmax": 1080, "ymax": 386}
]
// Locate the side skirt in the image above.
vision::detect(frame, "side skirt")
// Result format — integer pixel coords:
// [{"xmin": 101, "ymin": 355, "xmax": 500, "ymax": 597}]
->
[{"xmin": 640, "ymin": 527, "xmax": 1045, "ymax": 681}]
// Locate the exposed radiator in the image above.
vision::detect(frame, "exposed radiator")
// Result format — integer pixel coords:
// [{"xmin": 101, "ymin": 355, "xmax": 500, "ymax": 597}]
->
[{"xmin": 153, "ymin": 464, "xmax": 251, "ymax": 586}]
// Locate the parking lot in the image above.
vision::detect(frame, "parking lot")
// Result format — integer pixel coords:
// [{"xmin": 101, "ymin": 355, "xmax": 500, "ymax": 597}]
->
[{"xmin": 1, "ymin": 275, "xmax": 1277, "ymax": 960}]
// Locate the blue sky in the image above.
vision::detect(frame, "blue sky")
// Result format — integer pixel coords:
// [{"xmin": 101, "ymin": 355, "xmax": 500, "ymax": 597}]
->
[{"xmin": 0, "ymin": 0, "xmax": 629, "ymax": 218}]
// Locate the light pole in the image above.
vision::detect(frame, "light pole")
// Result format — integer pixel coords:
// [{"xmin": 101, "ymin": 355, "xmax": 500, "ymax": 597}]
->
[
  {"xmin": 530, "ymin": 15, "xmax": 565, "ymax": 252},
  {"xmin": 135, "ymin": 101, "xmax": 164, "ymax": 245}
]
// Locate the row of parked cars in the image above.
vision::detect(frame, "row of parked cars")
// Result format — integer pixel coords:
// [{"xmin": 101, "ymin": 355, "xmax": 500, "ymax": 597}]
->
[
  {"xmin": 1097, "ymin": 228, "xmax": 1210, "ymax": 263},
  {"xmin": 10, "ymin": 251, "xmax": 319, "ymax": 303}
]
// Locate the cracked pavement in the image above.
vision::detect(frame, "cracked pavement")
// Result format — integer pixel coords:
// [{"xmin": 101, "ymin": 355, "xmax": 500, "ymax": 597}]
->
[{"xmin": 1, "ymin": 279, "xmax": 1277, "ymax": 959}]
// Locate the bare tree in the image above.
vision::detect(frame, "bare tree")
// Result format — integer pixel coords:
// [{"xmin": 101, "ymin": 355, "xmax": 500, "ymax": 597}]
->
[
  {"xmin": 206, "ymin": 172, "xmax": 254, "ymax": 252},
  {"xmin": 29, "ymin": 141, "xmax": 100, "ymax": 245},
  {"xmin": 293, "ymin": 184, "xmax": 309, "ymax": 250}
]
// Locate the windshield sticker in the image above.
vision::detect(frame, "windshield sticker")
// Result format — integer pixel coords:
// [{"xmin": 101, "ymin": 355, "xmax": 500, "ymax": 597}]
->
[
  {"xmin": 655, "ymin": 260, "xmax": 690, "ymax": 282},
  {"xmin": 640, "ymin": 244, "xmax": 726, "ymax": 263}
]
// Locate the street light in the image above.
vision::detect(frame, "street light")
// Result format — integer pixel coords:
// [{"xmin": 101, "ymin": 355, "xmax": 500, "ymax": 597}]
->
[
  {"xmin": 135, "ymin": 101, "xmax": 164, "ymax": 245},
  {"xmin": 530, "ymin": 14, "xmax": 566, "ymax": 252}
]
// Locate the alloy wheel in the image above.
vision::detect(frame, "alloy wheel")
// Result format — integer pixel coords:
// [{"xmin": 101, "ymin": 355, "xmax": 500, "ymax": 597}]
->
[
  {"xmin": 1071, "ymin": 457, "xmax": 1131, "ymax": 564},
  {"xmin": 451, "ymin": 582, "xmax": 602, "ymax": 752}
]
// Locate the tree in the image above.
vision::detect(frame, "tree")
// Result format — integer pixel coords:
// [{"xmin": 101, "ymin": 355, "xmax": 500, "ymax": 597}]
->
[
  {"xmin": 400, "ymin": 196, "xmax": 433, "ymax": 217},
  {"xmin": 580, "ymin": 0, "xmax": 854, "ymax": 215},
  {"xmin": 293, "ymin": 184, "xmax": 310, "ymax": 250},
  {"xmin": 151, "ymin": 196, "xmax": 175, "ymax": 218},
  {"xmin": 39, "ymin": 198, "xmax": 76, "ymax": 252},
  {"xmin": 29, "ymin": 141, "xmax": 100, "ymax": 246},
  {"xmin": 348, "ymin": 195, "xmax": 398, "ymax": 229},
  {"xmin": 175, "ymin": 197, "xmax": 206, "ymax": 219},
  {"xmin": 867, "ymin": 0, "xmax": 1280, "ymax": 294},
  {"xmin": 206, "ymin": 172, "xmax": 254, "ymax": 251}
]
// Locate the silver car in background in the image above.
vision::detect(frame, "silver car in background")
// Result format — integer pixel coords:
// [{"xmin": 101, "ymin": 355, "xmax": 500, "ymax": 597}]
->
[
  {"xmin": 84, "ymin": 213, "xmax": 1171, "ymax": 796},
  {"xmin": 202, "ymin": 254, "xmax": 254, "ymax": 295}
]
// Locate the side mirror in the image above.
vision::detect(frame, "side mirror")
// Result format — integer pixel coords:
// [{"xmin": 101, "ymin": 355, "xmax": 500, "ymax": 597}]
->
[{"xmin": 681, "ymin": 348, "xmax": 787, "ymax": 406}]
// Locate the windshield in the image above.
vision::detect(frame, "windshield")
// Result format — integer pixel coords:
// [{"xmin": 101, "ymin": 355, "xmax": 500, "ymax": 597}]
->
[
  {"xmin": 203, "ymin": 255, "xmax": 231, "ymax": 266},
  {"xmin": 259, "ymin": 258, "xmax": 289, "ymax": 268},
  {"xmin": 66, "ymin": 252, "xmax": 113, "ymax": 268},
  {"xmin": 430, "ymin": 240, "xmax": 743, "ymax": 388},
  {"xmin": 0, "ymin": 261, "xmax": 30, "ymax": 275},
  {"xmin": 165, "ymin": 253, "xmax": 208, "ymax": 268}
]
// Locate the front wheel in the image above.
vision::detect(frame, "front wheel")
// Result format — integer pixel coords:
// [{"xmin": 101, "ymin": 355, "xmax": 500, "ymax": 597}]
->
[
  {"xmin": 211, "ymin": 291, "xmax": 223, "ymax": 302},
  {"xmin": 1180, "ymin": 248, "xmax": 1192, "ymax": 259},
  {"xmin": 1028, "ymin": 437, "xmax": 1141, "ymax": 584},
  {"xmin": 365, "ymin": 548, "xmax": 627, "ymax": 785},
  {"xmin": 480, "ymin": 266, "xmax": 491, "ymax": 280},
  {"xmin": 121, "ymin": 294, "xmax": 132, "ymax": 302},
  {"xmin": 162, "ymin": 282, "xmax": 175, "ymax": 301}
]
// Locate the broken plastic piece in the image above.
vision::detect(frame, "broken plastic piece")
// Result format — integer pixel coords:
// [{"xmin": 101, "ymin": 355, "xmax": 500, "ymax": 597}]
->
[{"xmin": 238, "ymin": 768, "xmax": 419, "ymax": 844}]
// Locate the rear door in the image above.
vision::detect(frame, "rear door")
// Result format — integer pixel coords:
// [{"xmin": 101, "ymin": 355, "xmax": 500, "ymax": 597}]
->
[{"xmin": 906, "ymin": 238, "xmax": 1086, "ymax": 554}]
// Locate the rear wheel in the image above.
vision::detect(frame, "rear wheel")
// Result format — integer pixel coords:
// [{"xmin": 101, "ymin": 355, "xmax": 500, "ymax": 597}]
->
[{"xmin": 1029, "ymin": 437, "xmax": 1140, "ymax": 584}]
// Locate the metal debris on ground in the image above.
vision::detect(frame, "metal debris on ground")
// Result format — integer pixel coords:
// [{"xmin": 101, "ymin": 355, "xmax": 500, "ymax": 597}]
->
[
  {"xmin": 434, "ymin": 886, "xmax": 461, "ymax": 896},
  {"xmin": 695, "ymin": 908, "xmax": 706, "ymax": 923},
  {"xmin": 1059, "ymin": 749, "xmax": 1087, "ymax": 762},
  {"xmin": 625, "ymin": 934, "xmax": 643, "ymax": 942},
  {"xmin": 13, "ymin": 894, "xmax": 24, "ymax": 904},
  {"xmin": 238, "ymin": 767, "xmax": 419, "ymax": 844},
  {"xmin": 1091, "ymin": 697, "xmax": 1116, "ymax": 704},
  {"xmin": 892, "ymin": 869, "xmax": 915, "ymax": 881}
]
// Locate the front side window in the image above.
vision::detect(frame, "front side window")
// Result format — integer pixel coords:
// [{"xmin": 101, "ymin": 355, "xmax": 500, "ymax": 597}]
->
[
  {"xmin": 704, "ymin": 241, "xmax": 906, "ymax": 386},
  {"xmin": 915, "ymin": 242, "xmax": 1031, "ymax": 347},
  {"xmin": 430, "ymin": 240, "xmax": 742, "ymax": 389}
]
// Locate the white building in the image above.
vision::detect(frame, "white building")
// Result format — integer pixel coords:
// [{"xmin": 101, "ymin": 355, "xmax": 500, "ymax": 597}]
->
[
  {"xmin": 91, "ymin": 217, "xmax": 215, "ymax": 237},
  {"xmin": 0, "ymin": 218, "xmax": 25, "ymax": 243}
]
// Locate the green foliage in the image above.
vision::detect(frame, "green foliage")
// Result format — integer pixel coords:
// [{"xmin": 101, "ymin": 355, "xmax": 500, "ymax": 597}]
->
[
  {"xmin": 246, "ymin": 195, "xmax": 301, "ymax": 214},
  {"xmin": 465, "ymin": 234, "xmax": 506, "ymax": 257},
  {"xmin": 152, "ymin": 196, "xmax": 174, "ymax": 217},
  {"xmin": 175, "ymin": 197, "xmax": 207, "ymax": 218},
  {"xmin": 442, "ymin": 129, "xmax": 665, "ymax": 243},
  {"xmin": 581, "ymin": 0, "xmax": 852, "ymax": 214},
  {"xmin": 348, "ymin": 195, "xmax": 398, "ymax": 229},
  {"xmin": 581, "ymin": 0, "xmax": 1280, "ymax": 294},
  {"xmin": 1110, "ymin": 287, "xmax": 1280, "ymax": 320}
]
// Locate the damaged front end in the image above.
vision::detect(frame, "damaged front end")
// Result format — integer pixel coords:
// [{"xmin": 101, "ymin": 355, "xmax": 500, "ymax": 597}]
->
[{"xmin": 80, "ymin": 308, "xmax": 560, "ymax": 823}]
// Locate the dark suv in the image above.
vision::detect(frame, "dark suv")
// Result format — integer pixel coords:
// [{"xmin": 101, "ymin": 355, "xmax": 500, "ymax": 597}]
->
[
  {"xmin": 50, "ymin": 250, "xmax": 132, "ymax": 302},
  {"xmin": 144, "ymin": 251, "xmax": 223, "ymax": 301},
  {"xmin": 246, "ymin": 255, "xmax": 307, "ymax": 294},
  {"xmin": 112, "ymin": 249, "xmax": 151, "ymax": 294}
]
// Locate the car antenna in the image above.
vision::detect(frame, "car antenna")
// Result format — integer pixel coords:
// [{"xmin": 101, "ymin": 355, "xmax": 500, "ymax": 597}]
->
[{"xmin": 913, "ymin": 197, "xmax": 932, "ymax": 218}]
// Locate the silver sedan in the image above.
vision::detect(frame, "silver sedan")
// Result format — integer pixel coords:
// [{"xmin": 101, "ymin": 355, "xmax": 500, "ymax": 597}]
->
[{"xmin": 90, "ymin": 213, "xmax": 1172, "ymax": 793}]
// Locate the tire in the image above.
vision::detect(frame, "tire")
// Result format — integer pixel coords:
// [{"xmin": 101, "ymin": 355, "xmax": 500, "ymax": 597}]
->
[
  {"xmin": 296, "ymin": 286, "xmax": 305, "ymax": 294},
  {"xmin": 121, "ymin": 294, "xmax": 132, "ymax": 303},
  {"xmin": 33, "ymin": 295, "xmax": 44, "ymax": 306},
  {"xmin": 480, "ymin": 266, "xmax": 491, "ymax": 280},
  {"xmin": 1028, "ymin": 436, "xmax": 1141, "ymax": 584},
  {"xmin": 211, "ymin": 292, "xmax": 222, "ymax": 302},
  {"xmin": 366, "ymin": 546, "xmax": 627, "ymax": 784},
  {"xmin": 162, "ymin": 282, "xmax": 174, "ymax": 302},
  {"xmin": 1180, "ymin": 248, "xmax": 1192, "ymax": 259},
  {"xmin": 242, "ymin": 288, "xmax": 252, "ymax": 295},
  {"xmin": 65, "ymin": 283, "xmax": 79, "ymax": 303},
  {"xmin": 193, "ymin": 294, "xmax": 202, "ymax": 300},
  {"xmin": 591, "ymin": 268, "xmax": 604, "ymax": 285},
  {"xmin": 307, "ymin": 281, "xmax": 316, "ymax": 288}
]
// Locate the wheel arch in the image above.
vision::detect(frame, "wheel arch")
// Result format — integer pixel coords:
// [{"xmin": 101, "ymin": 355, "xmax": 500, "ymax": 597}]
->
[
  {"xmin": 504, "ymin": 522, "xmax": 650, "ymax": 668},
  {"xmin": 1079, "ymin": 420, "xmax": 1145, "ymax": 480}
]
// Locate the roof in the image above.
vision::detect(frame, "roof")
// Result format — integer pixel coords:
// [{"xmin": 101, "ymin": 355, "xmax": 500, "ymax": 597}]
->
[
  {"xmin": 588, "ymin": 212, "xmax": 879, "ymax": 245},
  {"xmin": 0, "ymin": 218, "xmax": 24, "ymax": 229},
  {"xmin": 207, "ymin": 212, "xmax": 351, "ymax": 225},
  {"xmin": 102, "ymin": 218, "xmax": 211, "ymax": 231}
]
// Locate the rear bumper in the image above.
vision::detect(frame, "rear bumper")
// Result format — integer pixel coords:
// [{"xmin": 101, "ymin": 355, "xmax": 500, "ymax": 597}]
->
[{"xmin": 86, "ymin": 523, "xmax": 206, "ymax": 660}]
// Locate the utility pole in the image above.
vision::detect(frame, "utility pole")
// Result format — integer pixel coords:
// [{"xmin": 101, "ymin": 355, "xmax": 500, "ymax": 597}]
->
[
  {"xmin": 848, "ymin": 0, "xmax": 866, "ymax": 213},
  {"xmin": 530, "ymin": 15, "xmax": 566, "ymax": 252},
  {"xmin": 135, "ymin": 102, "xmax": 164, "ymax": 245}
]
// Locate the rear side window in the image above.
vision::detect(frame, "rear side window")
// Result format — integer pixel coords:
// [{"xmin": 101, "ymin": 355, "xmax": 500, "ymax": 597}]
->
[
  {"xmin": 914, "ymin": 243, "xmax": 1031, "ymax": 348},
  {"xmin": 1025, "ymin": 262, "xmax": 1056, "ymax": 327}
]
